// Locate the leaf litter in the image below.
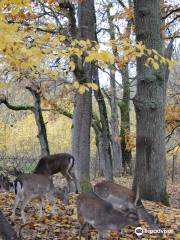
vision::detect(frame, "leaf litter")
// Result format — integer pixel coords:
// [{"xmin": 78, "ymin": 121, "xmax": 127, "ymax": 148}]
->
[{"xmin": 0, "ymin": 177, "xmax": 179, "ymax": 239}]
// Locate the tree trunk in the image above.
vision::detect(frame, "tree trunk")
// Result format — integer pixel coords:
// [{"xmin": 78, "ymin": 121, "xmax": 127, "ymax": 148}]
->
[
  {"xmin": 110, "ymin": 70, "xmax": 123, "ymax": 176},
  {"xmin": 72, "ymin": 0, "xmax": 97, "ymax": 191},
  {"xmin": 26, "ymin": 86, "xmax": 50, "ymax": 157},
  {"xmin": 0, "ymin": 210, "xmax": 18, "ymax": 240},
  {"xmin": 132, "ymin": 0, "xmax": 168, "ymax": 204},
  {"xmin": 93, "ymin": 71, "xmax": 113, "ymax": 181},
  {"xmin": 107, "ymin": 5, "xmax": 123, "ymax": 176},
  {"xmin": 92, "ymin": 120, "xmax": 104, "ymax": 177},
  {"xmin": 119, "ymin": 66, "xmax": 132, "ymax": 173}
]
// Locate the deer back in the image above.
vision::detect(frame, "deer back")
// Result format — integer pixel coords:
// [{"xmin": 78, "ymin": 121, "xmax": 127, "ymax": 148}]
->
[
  {"xmin": 34, "ymin": 153, "xmax": 74, "ymax": 175},
  {"xmin": 94, "ymin": 181, "xmax": 140, "ymax": 211},
  {"xmin": 14, "ymin": 173, "xmax": 54, "ymax": 197},
  {"xmin": 94, "ymin": 181, "xmax": 160, "ymax": 230}
]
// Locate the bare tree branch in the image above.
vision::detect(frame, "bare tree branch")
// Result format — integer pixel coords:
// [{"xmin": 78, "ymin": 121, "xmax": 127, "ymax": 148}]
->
[
  {"xmin": 161, "ymin": 7, "xmax": 180, "ymax": 20},
  {"xmin": 166, "ymin": 124, "xmax": 180, "ymax": 143},
  {"xmin": 0, "ymin": 95, "xmax": 34, "ymax": 111},
  {"xmin": 116, "ymin": 0, "xmax": 127, "ymax": 9}
]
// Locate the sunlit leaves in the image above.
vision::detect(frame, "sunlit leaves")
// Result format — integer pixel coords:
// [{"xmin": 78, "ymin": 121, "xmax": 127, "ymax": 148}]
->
[
  {"xmin": 73, "ymin": 81, "xmax": 98, "ymax": 94},
  {"xmin": 0, "ymin": 0, "xmax": 176, "ymax": 93},
  {"xmin": 0, "ymin": 179, "xmax": 179, "ymax": 239}
]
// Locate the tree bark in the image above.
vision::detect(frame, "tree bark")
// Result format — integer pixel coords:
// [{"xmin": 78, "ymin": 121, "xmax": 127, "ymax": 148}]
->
[
  {"xmin": 72, "ymin": 0, "xmax": 97, "ymax": 191},
  {"xmin": 119, "ymin": 66, "xmax": 132, "ymax": 173},
  {"xmin": 93, "ymin": 71, "xmax": 113, "ymax": 181},
  {"xmin": 132, "ymin": 0, "xmax": 168, "ymax": 204},
  {"xmin": 93, "ymin": 122, "xmax": 105, "ymax": 177},
  {"xmin": 109, "ymin": 70, "xmax": 123, "ymax": 176}
]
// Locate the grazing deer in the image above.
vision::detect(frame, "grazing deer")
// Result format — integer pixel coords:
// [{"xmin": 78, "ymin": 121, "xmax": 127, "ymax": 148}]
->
[
  {"xmin": 34, "ymin": 153, "xmax": 78, "ymax": 193},
  {"xmin": 94, "ymin": 181, "xmax": 160, "ymax": 230},
  {"xmin": 77, "ymin": 192, "xmax": 139, "ymax": 240},
  {"xmin": 11, "ymin": 173, "xmax": 68, "ymax": 224},
  {"xmin": 0, "ymin": 174, "xmax": 12, "ymax": 192}
]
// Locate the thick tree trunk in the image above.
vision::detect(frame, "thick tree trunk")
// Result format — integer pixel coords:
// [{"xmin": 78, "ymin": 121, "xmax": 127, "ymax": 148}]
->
[
  {"xmin": 72, "ymin": 91, "xmax": 92, "ymax": 191},
  {"xmin": 26, "ymin": 86, "xmax": 50, "ymax": 157},
  {"xmin": 0, "ymin": 210, "xmax": 18, "ymax": 240},
  {"xmin": 110, "ymin": 71, "xmax": 123, "ymax": 176},
  {"xmin": 72, "ymin": 0, "xmax": 96, "ymax": 191},
  {"xmin": 132, "ymin": 0, "xmax": 168, "ymax": 204},
  {"xmin": 93, "ymin": 71, "xmax": 113, "ymax": 181},
  {"xmin": 119, "ymin": 66, "xmax": 132, "ymax": 173}
]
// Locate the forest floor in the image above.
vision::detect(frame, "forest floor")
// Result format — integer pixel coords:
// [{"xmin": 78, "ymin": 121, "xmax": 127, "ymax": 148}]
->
[{"xmin": 0, "ymin": 176, "xmax": 179, "ymax": 240}]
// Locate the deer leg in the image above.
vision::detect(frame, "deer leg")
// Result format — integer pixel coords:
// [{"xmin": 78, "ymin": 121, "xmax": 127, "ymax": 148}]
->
[
  {"xmin": 96, "ymin": 228, "xmax": 108, "ymax": 240},
  {"xmin": 79, "ymin": 222, "xmax": 89, "ymax": 240},
  {"xmin": 20, "ymin": 197, "xmax": 31, "ymax": 224},
  {"xmin": 11, "ymin": 196, "xmax": 20, "ymax": 221},
  {"xmin": 62, "ymin": 172, "xmax": 72, "ymax": 193},
  {"xmin": 70, "ymin": 171, "xmax": 78, "ymax": 193},
  {"xmin": 48, "ymin": 192, "xmax": 56, "ymax": 215},
  {"xmin": 39, "ymin": 197, "xmax": 44, "ymax": 217},
  {"xmin": 63, "ymin": 171, "xmax": 78, "ymax": 193}
]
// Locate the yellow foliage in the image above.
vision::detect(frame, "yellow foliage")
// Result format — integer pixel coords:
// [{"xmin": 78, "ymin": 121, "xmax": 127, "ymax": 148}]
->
[
  {"xmin": 79, "ymin": 85, "xmax": 87, "ymax": 94},
  {"xmin": 166, "ymin": 104, "xmax": 180, "ymax": 131},
  {"xmin": 0, "ymin": 0, "xmax": 176, "ymax": 93},
  {"xmin": 124, "ymin": 129, "xmax": 135, "ymax": 151},
  {"xmin": 69, "ymin": 61, "xmax": 76, "ymax": 71}
]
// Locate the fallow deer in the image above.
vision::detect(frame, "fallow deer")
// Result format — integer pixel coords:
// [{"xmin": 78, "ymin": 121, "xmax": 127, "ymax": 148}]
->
[
  {"xmin": 94, "ymin": 181, "xmax": 160, "ymax": 230},
  {"xmin": 77, "ymin": 192, "xmax": 139, "ymax": 240},
  {"xmin": 33, "ymin": 153, "xmax": 78, "ymax": 193},
  {"xmin": 11, "ymin": 173, "xmax": 68, "ymax": 224}
]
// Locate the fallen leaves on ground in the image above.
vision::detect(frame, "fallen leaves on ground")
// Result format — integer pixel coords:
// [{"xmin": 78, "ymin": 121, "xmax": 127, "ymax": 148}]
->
[{"xmin": 0, "ymin": 177, "xmax": 179, "ymax": 239}]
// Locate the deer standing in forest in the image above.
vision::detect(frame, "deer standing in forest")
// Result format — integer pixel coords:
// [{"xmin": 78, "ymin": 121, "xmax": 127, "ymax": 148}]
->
[
  {"xmin": 77, "ymin": 191, "xmax": 140, "ymax": 239},
  {"xmin": 94, "ymin": 181, "xmax": 160, "ymax": 230},
  {"xmin": 11, "ymin": 173, "xmax": 68, "ymax": 224},
  {"xmin": 33, "ymin": 153, "xmax": 78, "ymax": 193}
]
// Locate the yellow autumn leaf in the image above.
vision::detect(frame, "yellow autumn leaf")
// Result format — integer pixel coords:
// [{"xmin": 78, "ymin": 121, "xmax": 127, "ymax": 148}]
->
[
  {"xmin": 69, "ymin": 61, "xmax": 76, "ymax": 71},
  {"xmin": 59, "ymin": 35, "xmax": 66, "ymax": 42},
  {"xmin": 86, "ymin": 83, "xmax": 98, "ymax": 91},
  {"xmin": 174, "ymin": 146, "xmax": 180, "ymax": 153},
  {"xmin": 0, "ymin": 82, "xmax": 9, "ymax": 89},
  {"xmin": 146, "ymin": 49, "xmax": 152, "ymax": 55},
  {"xmin": 157, "ymin": 211, "xmax": 167, "ymax": 224},
  {"xmin": 152, "ymin": 61, "xmax": 159, "ymax": 70},
  {"xmin": 154, "ymin": 55, "xmax": 159, "ymax": 60},
  {"xmin": 91, "ymin": 83, "xmax": 98, "ymax": 91},
  {"xmin": 79, "ymin": 85, "xmax": 86, "ymax": 94},
  {"xmin": 73, "ymin": 81, "xmax": 79, "ymax": 89},
  {"xmin": 176, "ymin": 234, "xmax": 180, "ymax": 239},
  {"xmin": 85, "ymin": 52, "xmax": 97, "ymax": 62}
]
